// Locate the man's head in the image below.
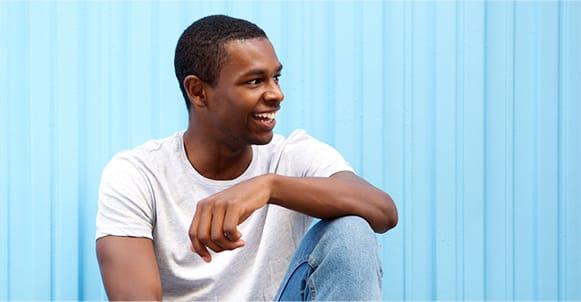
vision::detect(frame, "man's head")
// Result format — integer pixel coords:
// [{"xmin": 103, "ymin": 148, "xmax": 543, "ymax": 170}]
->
[
  {"xmin": 175, "ymin": 15, "xmax": 284, "ymax": 147},
  {"xmin": 174, "ymin": 15, "xmax": 267, "ymax": 110}
]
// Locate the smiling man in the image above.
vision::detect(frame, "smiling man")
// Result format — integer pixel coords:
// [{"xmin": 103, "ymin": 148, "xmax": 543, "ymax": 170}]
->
[{"xmin": 95, "ymin": 15, "xmax": 397, "ymax": 301}]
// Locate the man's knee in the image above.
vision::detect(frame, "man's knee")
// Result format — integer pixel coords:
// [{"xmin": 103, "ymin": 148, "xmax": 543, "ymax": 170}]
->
[
  {"xmin": 306, "ymin": 216, "xmax": 383, "ymax": 299},
  {"xmin": 310, "ymin": 215, "xmax": 379, "ymax": 268}
]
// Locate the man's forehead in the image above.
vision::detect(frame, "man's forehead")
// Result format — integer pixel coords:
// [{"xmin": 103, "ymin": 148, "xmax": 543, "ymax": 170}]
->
[
  {"xmin": 224, "ymin": 37, "xmax": 272, "ymax": 53},
  {"xmin": 222, "ymin": 38, "xmax": 281, "ymax": 71}
]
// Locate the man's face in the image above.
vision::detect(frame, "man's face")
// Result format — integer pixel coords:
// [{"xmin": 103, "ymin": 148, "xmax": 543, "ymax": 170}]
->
[{"xmin": 204, "ymin": 38, "xmax": 284, "ymax": 147}]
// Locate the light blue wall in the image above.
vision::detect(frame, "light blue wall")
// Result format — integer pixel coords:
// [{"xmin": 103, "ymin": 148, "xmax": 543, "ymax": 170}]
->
[{"xmin": 1, "ymin": 1, "xmax": 580, "ymax": 300}]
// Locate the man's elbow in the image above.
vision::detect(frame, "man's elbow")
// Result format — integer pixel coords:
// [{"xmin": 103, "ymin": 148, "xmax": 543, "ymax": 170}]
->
[{"xmin": 373, "ymin": 192, "xmax": 398, "ymax": 234}]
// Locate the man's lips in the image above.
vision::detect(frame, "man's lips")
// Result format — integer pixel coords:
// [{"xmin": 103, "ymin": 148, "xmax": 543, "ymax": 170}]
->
[
  {"xmin": 252, "ymin": 111, "xmax": 277, "ymax": 121},
  {"xmin": 251, "ymin": 111, "xmax": 277, "ymax": 131}
]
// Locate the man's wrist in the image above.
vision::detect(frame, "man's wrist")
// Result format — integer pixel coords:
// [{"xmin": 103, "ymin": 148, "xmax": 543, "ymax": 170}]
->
[{"xmin": 264, "ymin": 173, "xmax": 280, "ymax": 205}]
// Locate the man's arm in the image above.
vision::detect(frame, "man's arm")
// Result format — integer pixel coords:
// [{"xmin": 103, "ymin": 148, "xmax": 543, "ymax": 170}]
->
[
  {"xmin": 96, "ymin": 236, "xmax": 162, "ymax": 301},
  {"xmin": 189, "ymin": 171, "xmax": 397, "ymax": 261},
  {"xmin": 269, "ymin": 171, "xmax": 397, "ymax": 233}
]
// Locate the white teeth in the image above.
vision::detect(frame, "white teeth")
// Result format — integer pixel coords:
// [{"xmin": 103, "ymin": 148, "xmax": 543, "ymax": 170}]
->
[{"xmin": 254, "ymin": 112, "xmax": 276, "ymax": 120}]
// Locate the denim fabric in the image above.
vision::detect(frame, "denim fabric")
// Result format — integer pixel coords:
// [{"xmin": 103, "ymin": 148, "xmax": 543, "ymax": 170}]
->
[{"xmin": 274, "ymin": 216, "xmax": 383, "ymax": 301}]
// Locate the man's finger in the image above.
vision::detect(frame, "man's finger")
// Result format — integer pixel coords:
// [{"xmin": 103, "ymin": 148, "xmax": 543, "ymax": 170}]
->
[
  {"xmin": 191, "ymin": 238, "xmax": 211, "ymax": 263},
  {"xmin": 189, "ymin": 210, "xmax": 211, "ymax": 262},
  {"xmin": 210, "ymin": 204, "xmax": 240, "ymax": 250},
  {"xmin": 223, "ymin": 206, "xmax": 243, "ymax": 242},
  {"xmin": 197, "ymin": 204, "xmax": 224, "ymax": 253}
]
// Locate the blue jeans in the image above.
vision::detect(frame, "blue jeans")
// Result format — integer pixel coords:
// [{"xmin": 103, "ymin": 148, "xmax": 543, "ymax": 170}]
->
[{"xmin": 274, "ymin": 216, "xmax": 383, "ymax": 301}]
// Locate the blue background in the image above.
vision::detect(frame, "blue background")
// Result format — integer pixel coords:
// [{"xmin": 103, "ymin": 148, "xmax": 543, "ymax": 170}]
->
[{"xmin": 1, "ymin": 1, "xmax": 580, "ymax": 300}]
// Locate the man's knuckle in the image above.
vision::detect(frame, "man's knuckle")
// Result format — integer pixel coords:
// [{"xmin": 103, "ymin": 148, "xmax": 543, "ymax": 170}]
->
[
  {"xmin": 208, "ymin": 245, "xmax": 222, "ymax": 253},
  {"xmin": 223, "ymin": 226, "xmax": 235, "ymax": 235},
  {"xmin": 198, "ymin": 199, "xmax": 211, "ymax": 207}
]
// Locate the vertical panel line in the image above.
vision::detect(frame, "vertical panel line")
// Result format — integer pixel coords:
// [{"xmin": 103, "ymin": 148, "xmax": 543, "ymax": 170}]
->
[
  {"xmin": 356, "ymin": 4, "xmax": 363, "ymax": 173},
  {"xmin": 1, "ymin": 3, "xmax": 10, "ymax": 282},
  {"xmin": 556, "ymin": 0, "xmax": 563, "ymax": 299},
  {"xmin": 23, "ymin": 2, "xmax": 31, "ymax": 299},
  {"xmin": 407, "ymin": 1, "xmax": 416, "ymax": 298},
  {"xmin": 380, "ymin": 0, "xmax": 387, "ymax": 220},
  {"xmin": 49, "ymin": 1, "xmax": 56, "ymax": 299},
  {"xmin": 402, "ymin": 1, "xmax": 408, "ymax": 299},
  {"xmin": 454, "ymin": 1, "xmax": 459, "ymax": 299},
  {"xmin": 5, "ymin": 3, "xmax": 13, "ymax": 297},
  {"xmin": 429, "ymin": 2, "xmax": 437, "ymax": 299},
  {"xmin": 77, "ymin": 1, "xmax": 87, "ymax": 299},
  {"xmin": 482, "ymin": 2, "xmax": 488, "ymax": 299},
  {"xmin": 533, "ymin": 3, "xmax": 540, "ymax": 299},
  {"xmin": 106, "ymin": 2, "xmax": 112, "ymax": 154},
  {"xmin": 327, "ymin": 1, "xmax": 335, "ymax": 146},
  {"xmin": 48, "ymin": 2, "xmax": 56, "ymax": 300},
  {"xmin": 126, "ymin": 3, "xmax": 132, "ymax": 145},
  {"xmin": 151, "ymin": 2, "xmax": 160, "ymax": 137},
  {"xmin": 508, "ymin": 2, "xmax": 516, "ymax": 300},
  {"xmin": 455, "ymin": 1, "xmax": 465, "ymax": 299},
  {"xmin": 300, "ymin": 1, "xmax": 305, "ymax": 128},
  {"xmin": 453, "ymin": 1, "xmax": 460, "ymax": 299},
  {"xmin": 511, "ymin": 2, "xmax": 517, "ymax": 298}
]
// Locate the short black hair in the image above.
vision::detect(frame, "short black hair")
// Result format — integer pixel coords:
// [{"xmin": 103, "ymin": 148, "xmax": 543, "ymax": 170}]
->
[{"xmin": 174, "ymin": 15, "xmax": 267, "ymax": 110}]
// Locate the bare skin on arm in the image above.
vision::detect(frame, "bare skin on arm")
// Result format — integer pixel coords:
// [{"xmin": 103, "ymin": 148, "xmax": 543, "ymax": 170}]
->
[{"xmin": 96, "ymin": 236, "xmax": 162, "ymax": 301}]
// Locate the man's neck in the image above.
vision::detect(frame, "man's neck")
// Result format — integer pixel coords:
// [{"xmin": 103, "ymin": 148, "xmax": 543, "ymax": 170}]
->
[{"xmin": 183, "ymin": 126, "xmax": 253, "ymax": 181}]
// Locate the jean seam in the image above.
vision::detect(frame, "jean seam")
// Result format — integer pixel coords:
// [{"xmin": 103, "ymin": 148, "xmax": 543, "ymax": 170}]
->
[
  {"xmin": 275, "ymin": 255, "xmax": 311, "ymax": 301},
  {"xmin": 289, "ymin": 256, "xmax": 310, "ymax": 276},
  {"xmin": 377, "ymin": 241, "xmax": 384, "ymax": 292},
  {"xmin": 307, "ymin": 254, "xmax": 319, "ymax": 268},
  {"xmin": 305, "ymin": 255, "xmax": 319, "ymax": 300},
  {"xmin": 306, "ymin": 274, "xmax": 317, "ymax": 301}
]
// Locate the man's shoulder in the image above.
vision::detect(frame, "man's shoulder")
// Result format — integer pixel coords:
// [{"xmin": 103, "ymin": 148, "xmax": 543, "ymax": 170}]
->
[
  {"xmin": 104, "ymin": 131, "xmax": 184, "ymax": 175},
  {"xmin": 114, "ymin": 131, "xmax": 182, "ymax": 161}
]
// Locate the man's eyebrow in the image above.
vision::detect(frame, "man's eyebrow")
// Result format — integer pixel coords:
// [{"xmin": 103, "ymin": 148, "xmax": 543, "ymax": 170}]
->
[
  {"xmin": 275, "ymin": 64, "xmax": 283, "ymax": 73},
  {"xmin": 242, "ymin": 64, "xmax": 284, "ymax": 77}
]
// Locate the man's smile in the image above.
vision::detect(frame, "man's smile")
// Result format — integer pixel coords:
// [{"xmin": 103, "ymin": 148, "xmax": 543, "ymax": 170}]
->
[
  {"xmin": 252, "ymin": 111, "xmax": 277, "ymax": 120},
  {"xmin": 251, "ymin": 110, "xmax": 277, "ymax": 131}
]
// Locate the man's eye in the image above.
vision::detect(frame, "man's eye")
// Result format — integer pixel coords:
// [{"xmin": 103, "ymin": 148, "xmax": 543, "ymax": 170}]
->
[
  {"xmin": 274, "ymin": 74, "xmax": 281, "ymax": 83},
  {"xmin": 247, "ymin": 79, "xmax": 261, "ymax": 85}
]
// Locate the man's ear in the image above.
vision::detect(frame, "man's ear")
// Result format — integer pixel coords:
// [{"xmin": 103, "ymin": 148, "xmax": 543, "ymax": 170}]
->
[{"xmin": 183, "ymin": 75, "xmax": 207, "ymax": 108}]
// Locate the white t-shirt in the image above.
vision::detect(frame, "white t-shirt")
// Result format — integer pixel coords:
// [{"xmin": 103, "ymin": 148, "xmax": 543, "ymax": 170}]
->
[{"xmin": 96, "ymin": 129, "xmax": 354, "ymax": 301}]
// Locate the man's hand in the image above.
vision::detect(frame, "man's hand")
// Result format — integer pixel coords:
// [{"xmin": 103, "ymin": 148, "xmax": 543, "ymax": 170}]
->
[{"xmin": 188, "ymin": 174, "xmax": 272, "ymax": 262}]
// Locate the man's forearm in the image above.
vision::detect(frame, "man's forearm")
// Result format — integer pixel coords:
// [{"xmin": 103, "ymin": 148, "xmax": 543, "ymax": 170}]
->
[{"xmin": 266, "ymin": 172, "xmax": 398, "ymax": 233}]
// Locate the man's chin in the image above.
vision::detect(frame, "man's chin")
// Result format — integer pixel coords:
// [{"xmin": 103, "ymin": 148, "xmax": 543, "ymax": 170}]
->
[{"xmin": 251, "ymin": 132, "xmax": 274, "ymax": 145}]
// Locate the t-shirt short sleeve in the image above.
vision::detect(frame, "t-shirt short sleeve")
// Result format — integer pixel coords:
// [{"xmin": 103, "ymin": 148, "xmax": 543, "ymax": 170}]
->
[
  {"xmin": 95, "ymin": 154, "xmax": 155, "ymax": 240},
  {"xmin": 275, "ymin": 129, "xmax": 355, "ymax": 178}
]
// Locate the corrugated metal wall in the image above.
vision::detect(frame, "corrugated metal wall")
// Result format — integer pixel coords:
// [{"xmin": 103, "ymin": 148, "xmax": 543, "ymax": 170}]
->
[{"xmin": 1, "ymin": 1, "xmax": 579, "ymax": 300}]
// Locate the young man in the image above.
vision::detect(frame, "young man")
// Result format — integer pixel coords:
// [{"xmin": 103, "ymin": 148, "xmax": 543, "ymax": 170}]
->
[{"xmin": 96, "ymin": 15, "xmax": 397, "ymax": 301}]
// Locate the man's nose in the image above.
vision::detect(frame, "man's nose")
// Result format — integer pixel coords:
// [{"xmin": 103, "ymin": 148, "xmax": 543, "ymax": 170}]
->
[{"xmin": 263, "ymin": 81, "xmax": 284, "ymax": 104}]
